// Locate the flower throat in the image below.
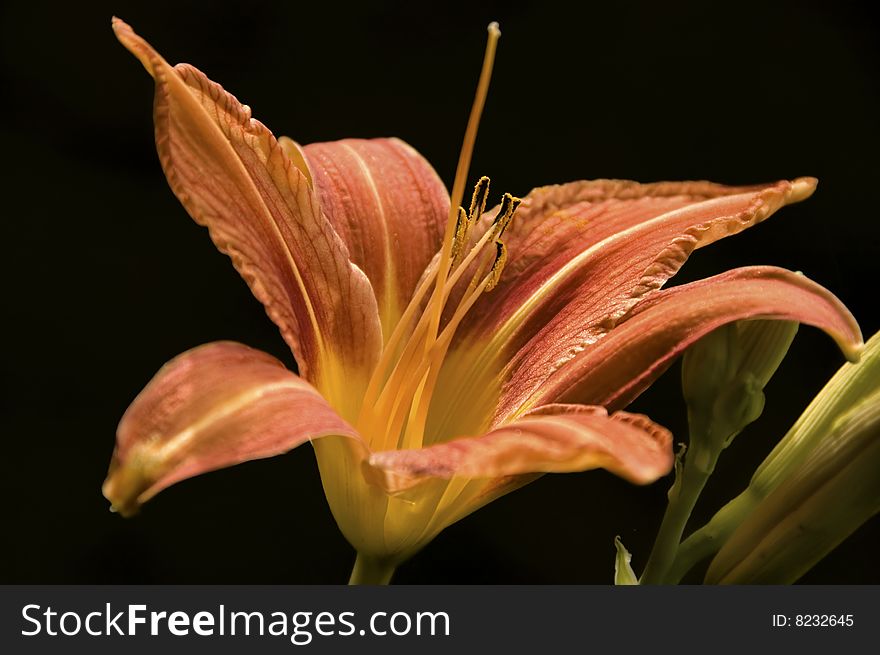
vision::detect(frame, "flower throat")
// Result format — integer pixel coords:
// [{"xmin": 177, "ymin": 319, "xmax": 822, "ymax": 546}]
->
[{"xmin": 355, "ymin": 22, "xmax": 520, "ymax": 452}]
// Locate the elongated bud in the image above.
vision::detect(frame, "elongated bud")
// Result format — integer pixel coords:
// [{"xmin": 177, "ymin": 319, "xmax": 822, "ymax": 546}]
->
[
  {"xmin": 614, "ymin": 536, "xmax": 639, "ymax": 585},
  {"xmin": 681, "ymin": 320, "xmax": 798, "ymax": 455},
  {"xmin": 705, "ymin": 389, "xmax": 880, "ymax": 583}
]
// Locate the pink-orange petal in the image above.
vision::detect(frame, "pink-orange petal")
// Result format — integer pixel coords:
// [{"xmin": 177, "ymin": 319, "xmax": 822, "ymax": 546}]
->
[
  {"xmin": 497, "ymin": 266, "xmax": 862, "ymax": 422},
  {"xmin": 431, "ymin": 178, "xmax": 816, "ymax": 438},
  {"xmin": 103, "ymin": 341, "xmax": 359, "ymax": 516},
  {"xmin": 302, "ymin": 138, "xmax": 449, "ymax": 338},
  {"xmin": 469, "ymin": 179, "xmax": 815, "ymax": 347},
  {"xmin": 367, "ymin": 404, "xmax": 673, "ymax": 494},
  {"xmin": 112, "ymin": 19, "xmax": 382, "ymax": 413}
]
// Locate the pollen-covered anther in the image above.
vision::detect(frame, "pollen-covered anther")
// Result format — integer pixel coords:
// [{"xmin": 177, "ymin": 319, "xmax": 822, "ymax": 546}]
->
[
  {"xmin": 469, "ymin": 176, "xmax": 491, "ymax": 221},
  {"xmin": 492, "ymin": 193, "xmax": 522, "ymax": 238},
  {"xmin": 486, "ymin": 239, "xmax": 508, "ymax": 291},
  {"xmin": 450, "ymin": 207, "xmax": 470, "ymax": 266}
]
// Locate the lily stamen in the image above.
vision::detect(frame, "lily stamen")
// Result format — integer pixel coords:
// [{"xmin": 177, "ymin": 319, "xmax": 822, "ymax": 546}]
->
[
  {"xmin": 460, "ymin": 195, "xmax": 521, "ymax": 298},
  {"xmin": 367, "ymin": 187, "xmax": 520, "ymax": 450},
  {"xmin": 357, "ymin": 180, "xmax": 501, "ymax": 434},
  {"xmin": 449, "ymin": 207, "xmax": 470, "ymax": 267},
  {"xmin": 469, "ymin": 175, "xmax": 491, "ymax": 220},
  {"xmin": 492, "ymin": 193, "xmax": 519, "ymax": 236},
  {"xmin": 360, "ymin": 185, "xmax": 510, "ymax": 407},
  {"xmin": 486, "ymin": 240, "xmax": 509, "ymax": 291},
  {"xmin": 401, "ymin": 265, "xmax": 504, "ymax": 449},
  {"xmin": 356, "ymin": 264, "xmax": 439, "ymax": 425},
  {"xmin": 450, "ymin": 177, "xmax": 491, "ymax": 269}
]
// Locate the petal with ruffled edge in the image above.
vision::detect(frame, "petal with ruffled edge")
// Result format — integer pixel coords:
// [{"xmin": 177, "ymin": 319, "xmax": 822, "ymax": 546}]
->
[
  {"xmin": 469, "ymin": 178, "xmax": 815, "ymax": 344},
  {"xmin": 292, "ymin": 138, "xmax": 450, "ymax": 339},
  {"xmin": 429, "ymin": 178, "xmax": 816, "ymax": 440},
  {"xmin": 359, "ymin": 404, "xmax": 673, "ymax": 557},
  {"xmin": 113, "ymin": 19, "xmax": 382, "ymax": 420},
  {"xmin": 368, "ymin": 404, "xmax": 673, "ymax": 494},
  {"xmin": 103, "ymin": 342, "xmax": 360, "ymax": 517},
  {"xmin": 498, "ymin": 266, "xmax": 863, "ymax": 423}
]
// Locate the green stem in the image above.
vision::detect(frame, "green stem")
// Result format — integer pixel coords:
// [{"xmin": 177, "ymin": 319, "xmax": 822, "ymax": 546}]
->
[
  {"xmin": 640, "ymin": 445, "xmax": 718, "ymax": 585},
  {"xmin": 348, "ymin": 553, "xmax": 396, "ymax": 585},
  {"xmin": 666, "ymin": 488, "xmax": 756, "ymax": 583}
]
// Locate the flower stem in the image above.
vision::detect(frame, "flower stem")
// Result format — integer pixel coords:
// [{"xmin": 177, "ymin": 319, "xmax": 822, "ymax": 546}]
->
[
  {"xmin": 640, "ymin": 444, "xmax": 719, "ymax": 585},
  {"xmin": 348, "ymin": 553, "xmax": 396, "ymax": 585},
  {"xmin": 665, "ymin": 488, "xmax": 756, "ymax": 583}
]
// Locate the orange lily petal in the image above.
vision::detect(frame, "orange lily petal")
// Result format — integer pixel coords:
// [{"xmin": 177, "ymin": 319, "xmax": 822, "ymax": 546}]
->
[
  {"xmin": 463, "ymin": 178, "xmax": 815, "ymax": 349},
  {"xmin": 431, "ymin": 178, "xmax": 816, "ymax": 438},
  {"xmin": 103, "ymin": 341, "xmax": 358, "ymax": 516},
  {"xmin": 297, "ymin": 138, "xmax": 449, "ymax": 338},
  {"xmin": 496, "ymin": 266, "xmax": 863, "ymax": 422},
  {"xmin": 112, "ymin": 19, "xmax": 382, "ymax": 418},
  {"xmin": 368, "ymin": 404, "xmax": 673, "ymax": 494}
]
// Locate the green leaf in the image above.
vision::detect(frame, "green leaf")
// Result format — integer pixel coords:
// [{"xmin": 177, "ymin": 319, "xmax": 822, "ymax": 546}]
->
[
  {"xmin": 705, "ymin": 391, "xmax": 880, "ymax": 583},
  {"xmin": 614, "ymin": 536, "xmax": 639, "ymax": 585}
]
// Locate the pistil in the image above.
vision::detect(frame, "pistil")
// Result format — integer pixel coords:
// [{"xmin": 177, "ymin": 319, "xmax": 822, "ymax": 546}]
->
[
  {"xmin": 425, "ymin": 22, "xmax": 501, "ymax": 352},
  {"xmin": 355, "ymin": 23, "xmax": 518, "ymax": 453}
]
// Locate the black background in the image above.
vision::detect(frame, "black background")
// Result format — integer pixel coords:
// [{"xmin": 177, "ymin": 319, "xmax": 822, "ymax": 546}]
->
[{"xmin": 2, "ymin": 0, "xmax": 878, "ymax": 583}]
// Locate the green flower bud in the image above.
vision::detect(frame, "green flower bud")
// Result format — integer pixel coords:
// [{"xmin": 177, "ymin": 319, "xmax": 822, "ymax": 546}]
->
[{"xmin": 681, "ymin": 320, "xmax": 798, "ymax": 454}]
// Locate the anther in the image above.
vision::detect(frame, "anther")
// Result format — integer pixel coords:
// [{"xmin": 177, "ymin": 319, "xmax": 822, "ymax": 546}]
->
[
  {"xmin": 469, "ymin": 176, "xmax": 491, "ymax": 221},
  {"xmin": 492, "ymin": 193, "xmax": 522, "ymax": 237},
  {"xmin": 450, "ymin": 207, "xmax": 470, "ymax": 266},
  {"xmin": 486, "ymin": 240, "xmax": 508, "ymax": 291}
]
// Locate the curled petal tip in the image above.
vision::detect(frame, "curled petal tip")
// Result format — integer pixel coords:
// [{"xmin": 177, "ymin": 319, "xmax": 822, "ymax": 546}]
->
[
  {"xmin": 105, "ymin": 343, "xmax": 361, "ymax": 515},
  {"xmin": 110, "ymin": 15, "xmax": 129, "ymax": 37},
  {"xmin": 102, "ymin": 462, "xmax": 147, "ymax": 518},
  {"xmin": 829, "ymin": 303, "xmax": 863, "ymax": 363},
  {"xmin": 110, "ymin": 17, "xmax": 158, "ymax": 77},
  {"xmin": 789, "ymin": 176, "xmax": 818, "ymax": 203},
  {"xmin": 845, "ymin": 339, "xmax": 865, "ymax": 364}
]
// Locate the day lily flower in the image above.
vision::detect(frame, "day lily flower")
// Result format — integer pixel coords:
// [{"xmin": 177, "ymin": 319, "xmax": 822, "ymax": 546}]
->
[{"xmin": 104, "ymin": 18, "xmax": 863, "ymax": 583}]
